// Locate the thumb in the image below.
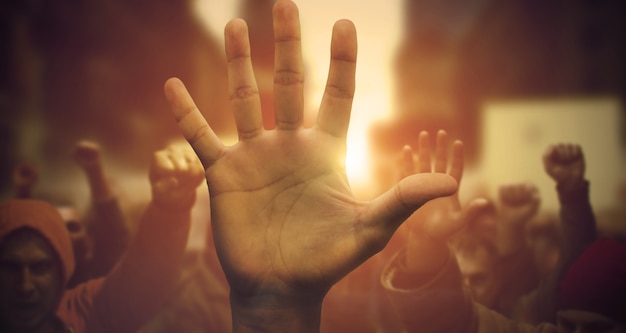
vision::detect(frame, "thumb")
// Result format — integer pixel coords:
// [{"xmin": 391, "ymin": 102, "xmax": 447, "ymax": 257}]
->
[{"xmin": 365, "ymin": 173, "xmax": 458, "ymax": 233}]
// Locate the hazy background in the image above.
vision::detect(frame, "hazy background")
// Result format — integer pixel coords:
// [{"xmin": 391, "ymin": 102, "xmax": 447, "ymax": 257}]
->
[{"xmin": 1, "ymin": 0, "xmax": 625, "ymax": 235}]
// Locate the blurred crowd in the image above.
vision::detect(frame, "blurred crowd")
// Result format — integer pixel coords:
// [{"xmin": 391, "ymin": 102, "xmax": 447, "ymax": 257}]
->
[{"xmin": 1, "ymin": 1, "xmax": 625, "ymax": 333}]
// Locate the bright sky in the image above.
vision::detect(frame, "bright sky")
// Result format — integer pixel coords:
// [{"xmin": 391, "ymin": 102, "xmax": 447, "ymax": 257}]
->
[{"xmin": 193, "ymin": 0, "xmax": 403, "ymax": 187}]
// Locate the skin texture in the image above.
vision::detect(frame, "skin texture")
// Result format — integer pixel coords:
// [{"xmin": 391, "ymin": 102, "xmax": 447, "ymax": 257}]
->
[
  {"xmin": 0, "ymin": 229, "xmax": 64, "ymax": 333},
  {"xmin": 164, "ymin": 1, "xmax": 459, "ymax": 332}
]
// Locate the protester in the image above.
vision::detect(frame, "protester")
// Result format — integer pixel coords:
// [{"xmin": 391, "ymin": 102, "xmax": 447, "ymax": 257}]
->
[
  {"xmin": 10, "ymin": 140, "xmax": 130, "ymax": 288},
  {"xmin": 66, "ymin": 140, "xmax": 130, "ymax": 287},
  {"xmin": 381, "ymin": 142, "xmax": 626, "ymax": 333},
  {"xmin": 512, "ymin": 143, "xmax": 599, "ymax": 325},
  {"xmin": 0, "ymin": 144, "xmax": 203, "ymax": 333}
]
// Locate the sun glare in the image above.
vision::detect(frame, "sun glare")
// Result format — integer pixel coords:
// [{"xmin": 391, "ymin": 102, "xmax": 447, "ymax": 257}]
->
[
  {"xmin": 345, "ymin": 131, "xmax": 370, "ymax": 186},
  {"xmin": 194, "ymin": 0, "xmax": 401, "ymax": 198}
]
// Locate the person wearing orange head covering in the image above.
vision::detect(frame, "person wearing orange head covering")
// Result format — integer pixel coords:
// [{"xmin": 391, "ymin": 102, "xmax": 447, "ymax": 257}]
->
[{"xmin": 0, "ymin": 144, "xmax": 204, "ymax": 333}]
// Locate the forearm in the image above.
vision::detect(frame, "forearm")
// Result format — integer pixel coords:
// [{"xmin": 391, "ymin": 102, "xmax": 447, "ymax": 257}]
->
[
  {"xmin": 231, "ymin": 293, "xmax": 324, "ymax": 333},
  {"xmin": 510, "ymin": 181, "xmax": 597, "ymax": 325},
  {"xmin": 557, "ymin": 180, "xmax": 597, "ymax": 270},
  {"xmin": 82, "ymin": 165, "xmax": 113, "ymax": 202},
  {"xmin": 125, "ymin": 201, "xmax": 191, "ymax": 283},
  {"xmin": 93, "ymin": 201, "xmax": 191, "ymax": 332},
  {"xmin": 89, "ymin": 197, "xmax": 130, "ymax": 277},
  {"xmin": 381, "ymin": 247, "xmax": 476, "ymax": 333}
]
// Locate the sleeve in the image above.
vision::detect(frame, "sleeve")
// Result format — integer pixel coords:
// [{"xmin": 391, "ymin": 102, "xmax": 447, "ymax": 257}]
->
[
  {"xmin": 512, "ymin": 180, "xmax": 598, "ymax": 325},
  {"xmin": 381, "ymin": 248, "xmax": 556, "ymax": 333},
  {"xmin": 56, "ymin": 279, "xmax": 105, "ymax": 333},
  {"xmin": 557, "ymin": 180, "xmax": 597, "ymax": 273}
]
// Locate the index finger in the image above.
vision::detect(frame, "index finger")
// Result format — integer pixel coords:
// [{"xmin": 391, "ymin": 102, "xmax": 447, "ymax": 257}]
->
[{"xmin": 164, "ymin": 77, "xmax": 225, "ymax": 168}]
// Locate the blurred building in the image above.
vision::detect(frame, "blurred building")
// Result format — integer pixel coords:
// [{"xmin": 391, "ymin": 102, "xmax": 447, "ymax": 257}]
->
[
  {"xmin": 368, "ymin": 0, "xmax": 626, "ymax": 194},
  {"xmin": 1, "ymin": 0, "xmax": 236, "ymax": 199}
]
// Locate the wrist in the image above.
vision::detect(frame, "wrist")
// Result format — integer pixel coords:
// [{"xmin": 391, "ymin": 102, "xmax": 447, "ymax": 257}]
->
[
  {"xmin": 557, "ymin": 180, "xmax": 589, "ymax": 204},
  {"xmin": 230, "ymin": 292, "xmax": 324, "ymax": 333},
  {"xmin": 556, "ymin": 178, "xmax": 586, "ymax": 193},
  {"xmin": 152, "ymin": 192, "xmax": 197, "ymax": 213}
]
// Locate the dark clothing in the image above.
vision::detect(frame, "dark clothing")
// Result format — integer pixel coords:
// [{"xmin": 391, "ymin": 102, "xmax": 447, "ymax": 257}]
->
[{"xmin": 512, "ymin": 180, "xmax": 597, "ymax": 324}]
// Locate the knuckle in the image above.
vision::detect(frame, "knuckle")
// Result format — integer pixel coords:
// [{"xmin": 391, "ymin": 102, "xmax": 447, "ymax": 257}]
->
[
  {"xmin": 229, "ymin": 85, "xmax": 258, "ymax": 101},
  {"xmin": 274, "ymin": 69, "xmax": 304, "ymax": 87}
]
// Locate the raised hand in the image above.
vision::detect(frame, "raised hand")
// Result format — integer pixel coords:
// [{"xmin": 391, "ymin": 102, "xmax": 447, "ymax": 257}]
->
[
  {"xmin": 72, "ymin": 140, "xmax": 103, "ymax": 169},
  {"xmin": 542, "ymin": 143, "xmax": 585, "ymax": 191},
  {"xmin": 149, "ymin": 144, "xmax": 205, "ymax": 212},
  {"xmin": 400, "ymin": 130, "xmax": 490, "ymax": 273},
  {"xmin": 163, "ymin": 0, "xmax": 457, "ymax": 331},
  {"xmin": 72, "ymin": 140, "xmax": 116, "ymax": 202},
  {"xmin": 498, "ymin": 183, "xmax": 540, "ymax": 225},
  {"xmin": 401, "ymin": 131, "xmax": 465, "ymax": 239},
  {"xmin": 496, "ymin": 182, "xmax": 540, "ymax": 255}
]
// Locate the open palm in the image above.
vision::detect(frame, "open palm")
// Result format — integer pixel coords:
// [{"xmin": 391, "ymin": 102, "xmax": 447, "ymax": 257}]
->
[{"xmin": 164, "ymin": 0, "xmax": 457, "ymax": 304}]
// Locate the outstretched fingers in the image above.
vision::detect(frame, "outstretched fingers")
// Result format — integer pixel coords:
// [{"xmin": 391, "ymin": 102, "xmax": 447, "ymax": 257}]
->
[
  {"xmin": 316, "ymin": 19, "xmax": 357, "ymax": 138},
  {"xmin": 433, "ymin": 130, "xmax": 449, "ymax": 173},
  {"xmin": 164, "ymin": 78, "xmax": 224, "ymax": 168},
  {"xmin": 225, "ymin": 18, "xmax": 264, "ymax": 139},
  {"xmin": 399, "ymin": 145, "xmax": 416, "ymax": 180},
  {"xmin": 417, "ymin": 131, "xmax": 431, "ymax": 173},
  {"xmin": 273, "ymin": 0, "xmax": 304, "ymax": 129}
]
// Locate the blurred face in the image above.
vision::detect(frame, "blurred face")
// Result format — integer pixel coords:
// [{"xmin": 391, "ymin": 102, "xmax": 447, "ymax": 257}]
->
[
  {"xmin": 557, "ymin": 309, "xmax": 626, "ymax": 333},
  {"xmin": 56, "ymin": 205, "xmax": 91, "ymax": 263},
  {"xmin": 0, "ymin": 229, "xmax": 63, "ymax": 331},
  {"xmin": 456, "ymin": 247, "xmax": 500, "ymax": 308}
]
